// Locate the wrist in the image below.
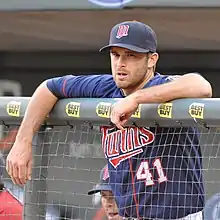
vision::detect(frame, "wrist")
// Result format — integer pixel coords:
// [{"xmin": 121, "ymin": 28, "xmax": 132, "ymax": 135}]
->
[
  {"xmin": 15, "ymin": 131, "xmax": 33, "ymax": 145},
  {"xmin": 131, "ymin": 90, "xmax": 142, "ymax": 105}
]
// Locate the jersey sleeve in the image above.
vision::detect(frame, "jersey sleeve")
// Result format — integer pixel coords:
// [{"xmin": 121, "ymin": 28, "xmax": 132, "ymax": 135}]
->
[
  {"xmin": 160, "ymin": 75, "xmax": 181, "ymax": 84},
  {"xmin": 158, "ymin": 73, "xmax": 203, "ymax": 85},
  {"xmin": 46, "ymin": 74, "xmax": 114, "ymax": 98},
  {"xmin": 163, "ymin": 73, "xmax": 203, "ymax": 83}
]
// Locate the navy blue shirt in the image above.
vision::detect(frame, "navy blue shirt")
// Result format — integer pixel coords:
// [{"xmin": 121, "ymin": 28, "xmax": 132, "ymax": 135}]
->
[{"xmin": 46, "ymin": 73, "xmax": 204, "ymax": 219}]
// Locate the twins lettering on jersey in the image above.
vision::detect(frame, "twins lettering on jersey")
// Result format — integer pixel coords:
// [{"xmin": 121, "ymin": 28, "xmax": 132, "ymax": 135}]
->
[{"xmin": 101, "ymin": 126, "xmax": 155, "ymax": 168}]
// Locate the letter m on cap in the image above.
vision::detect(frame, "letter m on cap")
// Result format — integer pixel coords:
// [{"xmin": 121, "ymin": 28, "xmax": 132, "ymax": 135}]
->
[{"xmin": 116, "ymin": 25, "xmax": 129, "ymax": 39}]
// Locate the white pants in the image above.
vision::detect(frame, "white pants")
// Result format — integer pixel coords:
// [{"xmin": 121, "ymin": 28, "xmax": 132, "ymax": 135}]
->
[{"xmin": 124, "ymin": 210, "xmax": 203, "ymax": 220}]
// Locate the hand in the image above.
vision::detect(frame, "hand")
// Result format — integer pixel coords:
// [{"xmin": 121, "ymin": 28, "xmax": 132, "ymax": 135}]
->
[
  {"xmin": 6, "ymin": 140, "xmax": 32, "ymax": 186},
  {"xmin": 111, "ymin": 95, "xmax": 139, "ymax": 130}
]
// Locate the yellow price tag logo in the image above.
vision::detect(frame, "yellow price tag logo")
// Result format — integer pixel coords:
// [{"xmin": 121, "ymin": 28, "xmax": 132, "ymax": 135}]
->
[
  {"xmin": 189, "ymin": 102, "xmax": 204, "ymax": 119},
  {"xmin": 157, "ymin": 103, "xmax": 173, "ymax": 118},
  {"xmin": 96, "ymin": 102, "xmax": 112, "ymax": 118},
  {"xmin": 7, "ymin": 101, "xmax": 21, "ymax": 117},
  {"xmin": 66, "ymin": 102, "xmax": 81, "ymax": 118}
]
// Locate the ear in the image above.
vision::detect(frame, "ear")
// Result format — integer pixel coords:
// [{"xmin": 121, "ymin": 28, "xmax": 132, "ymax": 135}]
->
[{"xmin": 147, "ymin": 53, "xmax": 159, "ymax": 68}]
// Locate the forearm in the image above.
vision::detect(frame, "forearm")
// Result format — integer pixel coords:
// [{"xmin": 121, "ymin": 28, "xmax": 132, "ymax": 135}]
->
[
  {"xmin": 16, "ymin": 82, "xmax": 58, "ymax": 143},
  {"xmin": 133, "ymin": 73, "xmax": 212, "ymax": 104}
]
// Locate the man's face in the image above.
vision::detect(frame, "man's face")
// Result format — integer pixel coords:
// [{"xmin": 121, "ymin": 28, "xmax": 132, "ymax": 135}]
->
[
  {"xmin": 101, "ymin": 190, "xmax": 122, "ymax": 220},
  {"xmin": 110, "ymin": 47, "xmax": 149, "ymax": 94}
]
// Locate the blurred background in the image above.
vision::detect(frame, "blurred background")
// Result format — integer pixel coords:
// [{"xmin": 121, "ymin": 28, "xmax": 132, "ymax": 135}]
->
[{"xmin": 0, "ymin": 0, "xmax": 219, "ymax": 219}]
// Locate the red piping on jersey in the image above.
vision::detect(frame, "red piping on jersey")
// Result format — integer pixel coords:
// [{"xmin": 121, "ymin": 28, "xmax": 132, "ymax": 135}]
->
[
  {"xmin": 128, "ymin": 158, "xmax": 140, "ymax": 218},
  {"xmin": 62, "ymin": 79, "xmax": 67, "ymax": 97}
]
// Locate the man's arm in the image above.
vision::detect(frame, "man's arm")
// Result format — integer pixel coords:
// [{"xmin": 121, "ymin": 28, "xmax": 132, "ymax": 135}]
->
[
  {"xmin": 132, "ymin": 73, "xmax": 212, "ymax": 104},
  {"xmin": 6, "ymin": 82, "xmax": 58, "ymax": 185},
  {"xmin": 6, "ymin": 75, "xmax": 70, "ymax": 185},
  {"xmin": 16, "ymin": 74, "xmax": 113, "ymax": 142},
  {"xmin": 16, "ymin": 82, "xmax": 58, "ymax": 144},
  {"xmin": 6, "ymin": 74, "xmax": 111, "ymax": 185},
  {"xmin": 111, "ymin": 73, "xmax": 212, "ymax": 130}
]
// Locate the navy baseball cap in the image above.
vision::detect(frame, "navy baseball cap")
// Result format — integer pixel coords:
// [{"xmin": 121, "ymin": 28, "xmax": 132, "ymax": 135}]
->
[
  {"xmin": 99, "ymin": 21, "xmax": 157, "ymax": 53},
  {"xmin": 88, "ymin": 165, "xmax": 111, "ymax": 195}
]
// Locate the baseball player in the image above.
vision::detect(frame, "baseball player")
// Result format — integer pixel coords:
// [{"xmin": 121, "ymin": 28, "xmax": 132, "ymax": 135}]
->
[
  {"xmin": 88, "ymin": 165, "xmax": 122, "ymax": 220},
  {"xmin": 6, "ymin": 21, "xmax": 212, "ymax": 219}
]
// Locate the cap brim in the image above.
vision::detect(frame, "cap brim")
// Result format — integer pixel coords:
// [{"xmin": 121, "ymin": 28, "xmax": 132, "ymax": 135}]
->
[
  {"xmin": 88, "ymin": 184, "xmax": 112, "ymax": 195},
  {"xmin": 99, "ymin": 43, "xmax": 150, "ymax": 53}
]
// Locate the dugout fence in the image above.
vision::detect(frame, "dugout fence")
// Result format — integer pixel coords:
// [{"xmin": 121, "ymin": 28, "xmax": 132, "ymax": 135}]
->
[{"xmin": 1, "ymin": 97, "xmax": 220, "ymax": 219}]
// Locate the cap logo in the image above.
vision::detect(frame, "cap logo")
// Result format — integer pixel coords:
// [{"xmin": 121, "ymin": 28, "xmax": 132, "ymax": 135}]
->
[
  {"xmin": 116, "ymin": 25, "xmax": 129, "ymax": 39},
  {"xmin": 102, "ymin": 165, "xmax": 110, "ymax": 180}
]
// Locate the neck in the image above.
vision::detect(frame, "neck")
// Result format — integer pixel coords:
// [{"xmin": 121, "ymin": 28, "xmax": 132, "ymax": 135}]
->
[{"xmin": 122, "ymin": 70, "xmax": 155, "ymax": 96}]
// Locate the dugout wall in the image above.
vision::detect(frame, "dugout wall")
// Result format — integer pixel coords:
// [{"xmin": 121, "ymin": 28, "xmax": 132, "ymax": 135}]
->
[{"xmin": 1, "ymin": 97, "xmax": 220, "ymax": 219}]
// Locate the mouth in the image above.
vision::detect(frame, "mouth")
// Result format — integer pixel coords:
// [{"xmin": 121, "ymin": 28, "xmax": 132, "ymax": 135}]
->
[
  {"xmin": 117, "ymin": 72, "xmax": 127, "ymax": 76},
  {"xmin": 107, "ymin": 212, "xmax": 119, "ymax": 219},
  {"xmin": 117, "ymin": 72, "xmax": 128, "ymax": 80}
]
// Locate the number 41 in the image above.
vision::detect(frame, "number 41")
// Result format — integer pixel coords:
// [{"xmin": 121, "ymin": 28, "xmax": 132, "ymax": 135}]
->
[{"xmin": 136, "ymin": 159, "xmax": 168, "ymax": 186}]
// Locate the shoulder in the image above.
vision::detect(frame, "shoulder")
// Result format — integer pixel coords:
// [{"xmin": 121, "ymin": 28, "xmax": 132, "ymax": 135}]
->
[
  {"xmin": 83, "ymin": 74, "xmax": 118, "ymax": 97},
  {"xmin": 96, "ymin": 74, "xmax": 118, "ymax": 97},
  {"xmin": 85, "ymin": 74, "xmax": 114, "ymax": 83},
  {"xmin": 46, "ymin": 73, "xmax": 118, "ymax": 98},
  {"xmin": 85, "ymin": 74, "xmax": 115, "ymax": 84},
  {"xmin": 46, "ymin": 73, "xmax": 114, "ymax": 85}
]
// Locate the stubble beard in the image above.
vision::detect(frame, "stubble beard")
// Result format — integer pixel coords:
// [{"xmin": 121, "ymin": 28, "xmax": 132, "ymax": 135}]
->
[{"xmin": 116, "ymin": 76, "xmax": 147, "ymax": 95}]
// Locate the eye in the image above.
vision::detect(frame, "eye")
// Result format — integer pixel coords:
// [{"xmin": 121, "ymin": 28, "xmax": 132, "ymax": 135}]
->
[
  {"xmin": 127, "ymin": 53, "xmax": 135, "ymax": 57},
  {"xmin": 111, "ymin": 52, "xmax": 119, "ymax": 57}
]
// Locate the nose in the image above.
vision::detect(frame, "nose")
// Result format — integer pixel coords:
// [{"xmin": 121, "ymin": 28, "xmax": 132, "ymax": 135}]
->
[
  {"xmin": 117, "ymin": 56, "xmax": 126, "ymax": 68},
  {"xmin": 106, "ymin": 200, "xmax": 114, "ymax": 208}
]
